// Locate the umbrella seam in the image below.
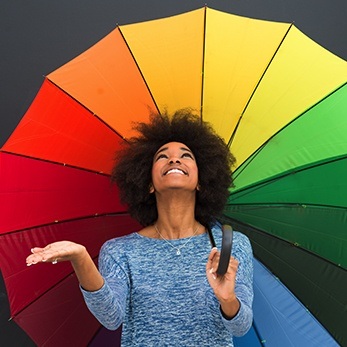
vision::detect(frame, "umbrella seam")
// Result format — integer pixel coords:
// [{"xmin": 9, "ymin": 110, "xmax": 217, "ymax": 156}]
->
[
  {"xmin": 227, "ymin": 22, "xmax": 294, "ymax": 147},
  {"xmin": 224, "ymin": 202, "xmax": 347, "ymax": 211},
  {"xmin": 200, "ymin": 6, "xmax": 208, "ymax": 122},
  {"xmin": 231, "ymin": 153, "xmax": 347, "ymax": 196},
  {"xmin": 117, "ymin": 26, "xmax": 161, "ymax": 117},
  {"xmin": 0, "ymin": 212, "xmax": 131, "ymax": 237},
  {"xmin": 232, "ymin": 82, "xmax": 347, "ymax": 181},
  {"xmin": 0, "ymin": 150, "xmax": 112, "ymax": 176},
  {"xmin": 44, "ymin": 78, "xmax": 129, "ymax": 142},
  {"xmin": 11, "ymin": 255, "xmax": 98, "ymax": 320},
  {"xmin": 221, "ymin": 216, "xmax": 347, "ymax": 270}
]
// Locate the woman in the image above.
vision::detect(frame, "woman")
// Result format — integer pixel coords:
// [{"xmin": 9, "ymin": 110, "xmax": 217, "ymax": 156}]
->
[{"xmin": 26, "ymin": 110, "xmax": 253, "ymax": 346}]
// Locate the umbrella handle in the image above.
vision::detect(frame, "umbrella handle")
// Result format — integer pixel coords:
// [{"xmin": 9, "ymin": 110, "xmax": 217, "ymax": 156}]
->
[{"xmin": 216, "ymin": 225, "xmax": 233, "ymax": 276}]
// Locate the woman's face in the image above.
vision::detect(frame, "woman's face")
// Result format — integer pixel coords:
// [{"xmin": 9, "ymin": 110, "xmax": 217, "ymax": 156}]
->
[{"xmin": 151, "ymin": 142, "xmax": 199, "ymax": 194}]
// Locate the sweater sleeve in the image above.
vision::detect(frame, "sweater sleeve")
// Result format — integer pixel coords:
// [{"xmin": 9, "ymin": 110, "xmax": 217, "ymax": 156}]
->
[
  {"xmin": 220, "ymin": 232, "xmax": 254, "ymax": 336},
  {"xmin": 81, "ymin": 241, "xmax": 129, "ymax": 330}
]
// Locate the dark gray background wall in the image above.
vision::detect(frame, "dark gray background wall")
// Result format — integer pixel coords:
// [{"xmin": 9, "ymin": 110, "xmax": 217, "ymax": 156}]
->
[{"xmin": 1, "ymin": 1, "xmax": 346, "ymax": 345}]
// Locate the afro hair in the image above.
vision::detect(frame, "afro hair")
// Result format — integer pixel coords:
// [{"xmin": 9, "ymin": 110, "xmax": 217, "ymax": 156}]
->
[{"xmin": 112, "ymin": 109, "xmax": 235, "ymax": 228}]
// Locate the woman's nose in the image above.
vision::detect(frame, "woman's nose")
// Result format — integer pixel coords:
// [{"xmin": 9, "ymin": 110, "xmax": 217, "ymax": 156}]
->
[{"xmin": 169, "ymin": 158, "xmax": 181, "ymax": 164}]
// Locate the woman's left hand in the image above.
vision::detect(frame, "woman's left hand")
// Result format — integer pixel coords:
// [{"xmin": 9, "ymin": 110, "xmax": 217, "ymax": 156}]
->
[{"xmin": 206, "ymin": 247, "xmax": 240, "ymax": 319}]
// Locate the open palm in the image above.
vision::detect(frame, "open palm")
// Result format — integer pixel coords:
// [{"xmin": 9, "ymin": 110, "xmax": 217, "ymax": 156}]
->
[{"xmin": 26, "ymin": 241, "xmax": 85, "ymax": 266}]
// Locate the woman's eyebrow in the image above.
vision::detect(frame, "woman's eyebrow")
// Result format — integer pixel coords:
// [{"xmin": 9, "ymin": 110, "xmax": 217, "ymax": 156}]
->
[
  {"xmin": 154, "ymin": 146, "xmax": 193, "ymax": 156},
  {"xmin": 154, "ymin": 147, "xmax": 168, "ymax": 156},
  {"xmin": 180, "ymin": 147, "xmax": 193, "ymax": 153}
]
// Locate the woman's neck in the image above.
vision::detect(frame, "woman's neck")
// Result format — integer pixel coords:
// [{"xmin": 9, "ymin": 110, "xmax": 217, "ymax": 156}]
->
[{"xmin": 154, "ymin": 191, "xmax": 200, "ymax": 239}]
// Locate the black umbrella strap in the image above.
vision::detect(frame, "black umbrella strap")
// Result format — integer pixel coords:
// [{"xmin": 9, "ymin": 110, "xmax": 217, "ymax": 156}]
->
[
  {"xmin": 217, "ymin": 225, "xmax": 233, "ymax": 275},
  {"xmin": 207, "ymin": 226, "xmax": 216, "ymax": 248},
  {"xmin": 207, "ymin": 225, "xmax": 233, "ymax": 276}
]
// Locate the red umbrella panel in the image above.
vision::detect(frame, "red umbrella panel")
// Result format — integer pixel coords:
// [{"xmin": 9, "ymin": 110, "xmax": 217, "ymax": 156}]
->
[
  {"xmin": 0, "ymin": 27, "xmax": 153, "ymax": 346},
  {"xmin": 0, "ymin": 145, "xmax": 141, "ymax": 346}
]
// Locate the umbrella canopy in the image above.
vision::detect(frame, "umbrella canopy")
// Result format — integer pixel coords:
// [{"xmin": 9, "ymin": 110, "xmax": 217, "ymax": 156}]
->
[{"xmin": 0, "ymin": 7, "xmax": 346, "ymax": 346}]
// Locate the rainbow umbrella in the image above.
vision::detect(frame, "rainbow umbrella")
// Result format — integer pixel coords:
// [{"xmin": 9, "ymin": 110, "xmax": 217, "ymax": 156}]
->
[{"xmin": 0, "ymin": 7, "xmax": 346, "ymax": 346}]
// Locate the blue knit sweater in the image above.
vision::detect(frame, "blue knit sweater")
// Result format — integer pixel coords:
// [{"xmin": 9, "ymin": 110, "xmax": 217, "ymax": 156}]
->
[{"xmin": 82, "ymin": 225, "xmax": 253, "ymax": 346}]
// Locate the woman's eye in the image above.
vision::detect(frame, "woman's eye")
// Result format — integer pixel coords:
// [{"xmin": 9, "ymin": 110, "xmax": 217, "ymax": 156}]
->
[
  {"xmin": 182, "ymin": 152, "xmax": 193, "ymax": 159},
  {"xmin": 156, "ymin": 154, "xmax": 167, "ymax": 160}
]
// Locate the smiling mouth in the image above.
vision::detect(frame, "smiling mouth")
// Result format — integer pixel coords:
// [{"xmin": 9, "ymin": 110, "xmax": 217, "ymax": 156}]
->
[{"xmin": 164, "ymin": 168, "xmax": 187, "ymax": 175}]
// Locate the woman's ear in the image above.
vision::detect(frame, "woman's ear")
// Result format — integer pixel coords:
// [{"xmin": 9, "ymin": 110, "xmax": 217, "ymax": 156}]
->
[
  {"xmin": 196, "ymin": 183, "xmax": 201, "ymax": 191},
  {"xmin": 149, "ymin": 183, "xmax": 155, "ymax": 194}
]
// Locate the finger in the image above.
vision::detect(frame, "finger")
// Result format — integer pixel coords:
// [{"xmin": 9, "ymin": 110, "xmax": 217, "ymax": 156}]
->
[
  {"xmin": 26, "ymin": 253, "xmax": 45, "ymax": 266},
  {"xmin": 211, "ymin": 254, "xmax": 220, "ymax": 272},
  {"xmin": 27, "ymin": 248, "xmax": 59, "ymax": 265},
  {"xmin": 206, "ymin": 248, "xmax": 221, "ymax": 280},
  {"xmin": 27, "ymin": 254, "xmax": 60, "ymax": 265},
  {"xmin": 30, "ymin": 247, "xmax": 45, "ymax": 254},
  {"xmin": 26, "ymin": 255, "xmax": 38, "ymax": 266},
  {"xmin": 41, "ymin": 250, "xmax": 61, "ymax": 263},
  {"xmin": 206, "ymin": 247, "xmax": 219, "ymax": 269},
  {"xmin": 208, "ymin": 247, "xmax": 218, "ymax": 261}
]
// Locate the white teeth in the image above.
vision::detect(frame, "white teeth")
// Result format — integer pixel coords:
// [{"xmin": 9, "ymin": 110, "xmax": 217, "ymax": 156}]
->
[{"xmin": 166, "ymin": 168, "xmax": 184, "ymax": 175}]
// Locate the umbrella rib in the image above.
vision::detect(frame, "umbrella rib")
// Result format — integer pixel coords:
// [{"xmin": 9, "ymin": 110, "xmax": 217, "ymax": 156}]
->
[
  {"xmin": 232, "ymin": 145, "xmax": 263, "ymax": 181},
  {"xmin": 0, "ymin": 150, "xmax": 112, "ymax": 176},
  {"xmin": 233, "ymin": 81, "xmax": 347, "ymax": 181},
  {"xmin": 221, "ymin": 216, "xmax": 345, "ymax": 269},
  {"xmin": 227, "ymin": 22, "xmax": 294, "ymax": 147},
  {"xmin": 10, "ymin": 254, "xmax": 99, "ymax": 320},
  {"xmin": 0, "ymin": 212, "xmax": 131, "ymax": 237},
  {"xmin": 232, "ymin": 153, "xmax": 347, "ymax": 196},
  {"xmin": 251, "ymin": 320, "xmax": 266, "ymax": 345},
  {"xmin": 225, "ymin": 202, "xmax": 347, "ymax": 211},
  {"xmin": 117, "ymin": 26, "xmax": 161, "ymax": 116},
  {"xmin": 89, "ymin": 325, "xmax": 105, "ymax": 345},
  {"xmin": 45, "ymin": 78, "xmax": 130, "ymax": 142},
  {"xmin": 200, "ymin": 6, "xmax": 208, "ymax": 122},
  {"xmin": 10, "ymin": 273, "xmax": 74, "ymax": 319},
  {"xmin": 43, "ymin": 295, "xmax": 98, "ymax": 346},
  {"xmin": 252, "ymin": 242, "xmax": 344, "ymax": 302}
]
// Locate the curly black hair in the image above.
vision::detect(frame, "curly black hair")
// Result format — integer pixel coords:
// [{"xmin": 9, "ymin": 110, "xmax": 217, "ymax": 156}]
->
[{"xmin": 112, "ymin": 109, "xmax": 235, "ymax": 228}]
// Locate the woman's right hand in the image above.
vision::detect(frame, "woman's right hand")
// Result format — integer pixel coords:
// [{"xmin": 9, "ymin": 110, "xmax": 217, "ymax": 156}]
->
[
  {"xmin": 26, "ymin": 241, "xmax": 104, "ymax": 291},
  {"xmin": 26, "ymin": 241, "xmax": 86, "ymax": 266}
]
